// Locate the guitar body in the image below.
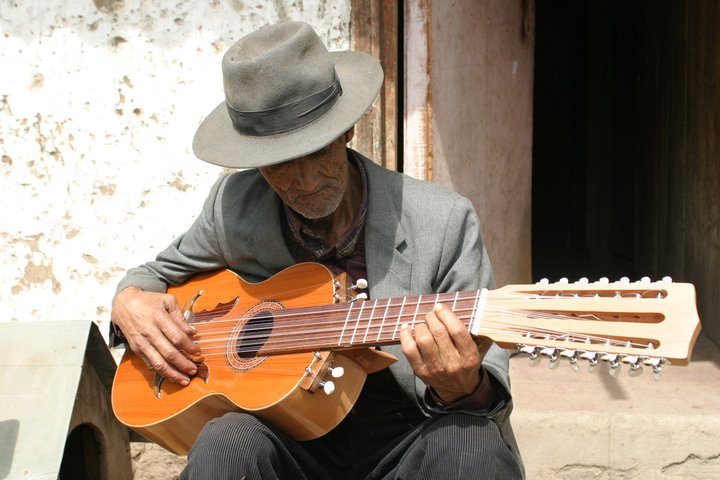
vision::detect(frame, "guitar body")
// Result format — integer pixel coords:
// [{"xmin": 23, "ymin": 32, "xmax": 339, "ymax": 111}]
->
[{"xmin": 111, "ymin": 264, "xmax": 376, "ymax": 455}]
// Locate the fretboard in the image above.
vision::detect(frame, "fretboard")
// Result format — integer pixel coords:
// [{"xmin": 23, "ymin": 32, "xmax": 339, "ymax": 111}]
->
[{"xmin": 258, "ymin": 290, "xmax": 487, "ymax": 355}]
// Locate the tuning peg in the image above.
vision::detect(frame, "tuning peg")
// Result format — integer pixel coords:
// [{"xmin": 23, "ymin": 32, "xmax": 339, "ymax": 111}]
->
[
  {"xmin": 643, "ymin": 357, "xmax": 663, "ymax": 367},
  {"xmin": 352, "ymin": 292, "xmax": 368, "ymax": 301},
  {"xmin": 559, "ymin": 349, "xmax": 579, "ymax": 372},
  {"xmin": 623, "ymin": 355, "xmax": 644, "ymax": 377},
  {"xmin": 598, "ymin": 277, "xmax": 609, "ymax": 284},
  {"xmin": 537, "ymin": 278, "xmax": 549, "ymax": 285},
  {"xmin": 540, "ymin": 347, "xmax": 557, "ymax": 359},
  {"xmin": 519, "ymin": 345, "xmax": 536, "ymax": 355},
  {"xmin": 569, "ymin": 359, "xmax": 580, "ymax": 372},
  {"xmin": 602, "ymin": 353, "xmax": 621, "ymax": 376},
  {"xmin": 517, "ymin": 344, "xmax": 542, "ymax": 367},
  {"xmin": 579, "ymin": 351, "xmax": 598, "ymax": 373},
  {"xmin": 627, "ymin": 363, "xmax": 644, "ymax": 377},
  {"xmin": 643, "ymin": 357, "xmax": 665, "ymax": 380},
  {"xmin": 319, "ymin": 380, "xmax": 335, "ymax": 395},
  {"xmin": 640, "ymin": 276, "xmax": 651, "ymax": 284},
  {"xmin": 580, "ymin": 351, "xmax": 597, "ymax": 361},
  {"xmin": 558, "ymin": 277, "xmax": 569, "ymax": 284},
  {"xmin": 560, "ymin": 349, "xmax": 576, "ymax": 359},
  {"xmin": 576, "ymin": 277, "xmax": 589, "ymax": 284},
  {"xmin": 662, "ymin": 276, "xmax": 672, "ymax": 283},
  {"xmin": 619, "ymin": 277, "xmax": 630, "ymax": 284},
  {"xmin": 621, "ymin": 355, "xmax": 639, "ymax": 365},
  {"xmin": 601, "ymin": 353, "xmax": 618, "ymax": 363},
  {"xmin": 351, "ymin": 279, "xmax": 368, "ymax": 290},
  {"xmin": 328, "ymin": 366, "xmax": 345, "ymax": 378}
]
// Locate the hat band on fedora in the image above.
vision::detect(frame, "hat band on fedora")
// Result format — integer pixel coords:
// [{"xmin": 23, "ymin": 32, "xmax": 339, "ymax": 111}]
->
[{"xmin": 226, "ymin": 72, "xmax": 343, "ymax": 137}]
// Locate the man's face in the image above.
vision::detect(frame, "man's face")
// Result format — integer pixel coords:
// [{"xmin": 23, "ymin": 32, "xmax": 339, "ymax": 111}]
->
[{"xmin": 259, "ymin": 132, "xmax": 351, "ymax": 219}]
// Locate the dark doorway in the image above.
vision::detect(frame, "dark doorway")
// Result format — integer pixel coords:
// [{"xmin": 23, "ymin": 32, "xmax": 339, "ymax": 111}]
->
[
  {"xmin": 58, "ymin": 424, "xmax": 105, "ymax": 480},
  {"xmin": 532, "ymin": 1, "xmax": 642, "ymax": 282}
]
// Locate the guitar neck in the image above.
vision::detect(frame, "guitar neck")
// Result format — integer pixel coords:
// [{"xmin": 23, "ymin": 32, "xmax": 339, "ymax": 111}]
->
[{"xmin": 251, "ymin": 279, "xmax": 699, "ymax": 366}]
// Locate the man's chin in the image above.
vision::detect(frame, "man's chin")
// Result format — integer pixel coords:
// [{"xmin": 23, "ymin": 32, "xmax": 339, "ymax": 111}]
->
[{"xmin": 289, "ymin": 194, "xmax": 343, "ymax": 220}]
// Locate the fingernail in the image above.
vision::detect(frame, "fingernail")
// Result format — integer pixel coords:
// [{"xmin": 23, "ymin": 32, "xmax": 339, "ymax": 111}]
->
[
  {"xmin": 434, "ymin": 303, "xmax": 443, "ymax": 312},
  {"xmin": 180, "ymin": 378, "xmax": 190, "ymax": 386}
]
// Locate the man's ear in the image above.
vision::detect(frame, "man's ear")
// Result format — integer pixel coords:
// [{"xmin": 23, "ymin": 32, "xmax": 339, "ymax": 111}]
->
[{"xmin": 344, "ymin": 126, "xmax": 355, "ymax": 143}]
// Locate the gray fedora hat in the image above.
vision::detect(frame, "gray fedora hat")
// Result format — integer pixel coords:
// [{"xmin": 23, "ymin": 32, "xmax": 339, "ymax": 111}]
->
[{"xmin": 192, "ymin": 21, "xmax": 384, "ymax": 169}]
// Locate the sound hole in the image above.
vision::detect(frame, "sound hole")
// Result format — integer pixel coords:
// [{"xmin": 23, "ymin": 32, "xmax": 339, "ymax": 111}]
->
[
  {"xmin": 225, "ymin": 300, "xmax": 283, "ymax": 372},
  {"xmin": 236, "ymin": 310, "xmax": 274, "ymax": 358}
]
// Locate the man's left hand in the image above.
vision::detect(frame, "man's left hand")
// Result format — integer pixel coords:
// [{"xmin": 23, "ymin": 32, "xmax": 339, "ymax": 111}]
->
[{"xmin": 400, "ymin": 303, "xmax": 493, "ymax": 404}]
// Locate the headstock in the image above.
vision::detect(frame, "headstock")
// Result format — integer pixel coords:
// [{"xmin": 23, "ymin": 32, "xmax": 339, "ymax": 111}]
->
[{"xmin": 485, "ymin": 276, "xmax": 701, "ymax": 379}]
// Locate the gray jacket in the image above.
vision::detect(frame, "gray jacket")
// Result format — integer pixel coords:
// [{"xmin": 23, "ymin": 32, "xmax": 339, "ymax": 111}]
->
[{"xmin": 117, "ymin": 150, "xmax": 522, "ymax": 471}]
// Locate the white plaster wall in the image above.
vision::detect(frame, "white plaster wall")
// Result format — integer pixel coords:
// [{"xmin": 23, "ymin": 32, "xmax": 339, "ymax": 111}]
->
[{"xmin": 0, "ymin": 0, "xmax": 350, "ymax": 338}]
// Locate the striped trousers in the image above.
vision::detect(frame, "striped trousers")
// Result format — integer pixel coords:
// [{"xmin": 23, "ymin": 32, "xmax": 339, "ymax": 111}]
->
[{"xmin": 178, "ymin": 412, "xmax": 523, "ymax": 480}]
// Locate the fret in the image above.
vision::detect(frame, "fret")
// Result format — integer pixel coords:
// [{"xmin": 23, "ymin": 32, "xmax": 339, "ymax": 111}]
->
[
  {"xmin": 363, "ymin": 299, "xmax": 378, "ymax": 343},
  {"xmin": 392, "ymin": 297, "xmax": 407, "ymax": 340},
  {"xmin": 377, "ymin": 297, "xmax": 391, "ymax": 342},
  {"xmin": 451, "ymin": 291, "xmax": 460, "ymax": 312},
  {"xmin": 350, "ymin": 301, "xmax": 365, "ymax": 345},
  {"xmin": 411, "ymin": 294, "xmax": 423, "ymax": 330},
  {"xmin": 338, "ymin": 301, "xmax": 353, "ymax": 346}
]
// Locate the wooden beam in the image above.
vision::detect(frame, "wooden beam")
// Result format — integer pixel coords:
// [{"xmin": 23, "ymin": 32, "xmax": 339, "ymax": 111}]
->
[{"xmin": 350, "ymin": 0, "xmax": 399, "ymax": 171}]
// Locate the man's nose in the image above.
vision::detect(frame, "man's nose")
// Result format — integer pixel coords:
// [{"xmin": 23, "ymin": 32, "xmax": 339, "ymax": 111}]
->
[{"xmin": 291, "ymin": 161, "xmax": 321, "ymax": 192}]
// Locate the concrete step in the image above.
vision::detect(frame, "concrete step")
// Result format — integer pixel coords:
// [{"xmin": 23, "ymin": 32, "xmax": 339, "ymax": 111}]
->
[{"xmin": 511, "ymin": 333, "xmax": 720, "ymax": 479}]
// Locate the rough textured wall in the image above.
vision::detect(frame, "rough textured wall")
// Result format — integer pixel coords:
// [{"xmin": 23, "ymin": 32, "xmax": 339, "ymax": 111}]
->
[{"xmin": 0, "ymin": 0, "xmax": 350, "ymax": 338}]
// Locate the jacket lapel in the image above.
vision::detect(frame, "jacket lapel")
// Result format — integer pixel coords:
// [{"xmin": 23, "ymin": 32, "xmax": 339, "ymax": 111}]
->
[
  {"xmin": 361, "ymin": 155, "xmax": 412, "ymax": 300},
  {"xmin": 359, "ymin": 155, "xmax": 417, "ymax": 394}
]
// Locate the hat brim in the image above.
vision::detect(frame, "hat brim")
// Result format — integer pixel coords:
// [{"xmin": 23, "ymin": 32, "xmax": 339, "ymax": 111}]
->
[{"xmin": 192, "ymin": 51, "xmax": 383, "ymax": 169}]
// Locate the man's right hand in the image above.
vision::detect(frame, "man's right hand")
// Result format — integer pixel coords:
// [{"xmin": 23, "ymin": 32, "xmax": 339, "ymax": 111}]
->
[{"xmin": 111, "ymin": 286, "xmax": 202, "ymax": 385}]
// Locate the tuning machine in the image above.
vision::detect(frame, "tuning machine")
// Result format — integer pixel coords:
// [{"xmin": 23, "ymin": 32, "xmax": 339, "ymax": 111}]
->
[{"xmin": 334, "ymin": 277, "xmax": 369, "ymax": 302}]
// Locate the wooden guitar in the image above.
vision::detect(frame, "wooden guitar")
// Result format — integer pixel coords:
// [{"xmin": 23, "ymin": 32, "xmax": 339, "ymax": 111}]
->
[{"xmin": 111, "ymin": 263, "xmax": 701, "ymax": 455}]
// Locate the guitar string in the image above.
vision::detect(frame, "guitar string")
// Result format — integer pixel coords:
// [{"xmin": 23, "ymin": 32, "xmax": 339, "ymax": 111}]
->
[
  {"xmin": 183, "ymin": 306, "xmax": 655, "ymax": 361},
  {"xmin": 187, "ymin": 289, "xmax": 660, "ymax": 335},
  {"xmin": 184, "ymin": 295, "xmax": 660, "ymax": 357}
]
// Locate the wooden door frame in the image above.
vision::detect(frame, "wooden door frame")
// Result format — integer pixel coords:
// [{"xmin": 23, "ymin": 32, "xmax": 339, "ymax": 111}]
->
[{"xmin": 350, "ymin": 0, "xmax": 401, "ymax": 172}]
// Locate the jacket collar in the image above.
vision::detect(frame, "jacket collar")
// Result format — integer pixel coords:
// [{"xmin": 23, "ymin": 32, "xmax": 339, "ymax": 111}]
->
[{"xmin": 355, "ymin": 151, "xmax": 412, "ymax": 300}]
